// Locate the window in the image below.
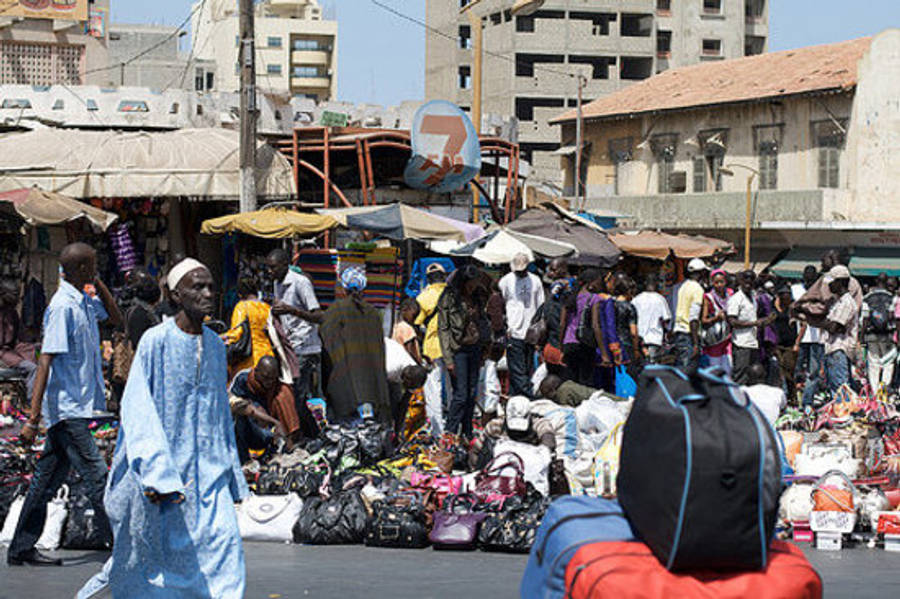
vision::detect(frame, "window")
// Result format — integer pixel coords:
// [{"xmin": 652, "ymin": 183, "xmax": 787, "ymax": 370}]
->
[
  {"xmin": 812, "ymin": 119, "xmax": 847, "ymax": 188},
  {"xmin": 609, "ymin": 137, "xmax": 633, "ymax": 195},
  {"xmin": 169, "ymin": 102, "xmax": 179, "ymax": 114},
  {"xmin": 267, "ymin": 36, "xmax": 282, "ymax": 48},
  {"xmin": 293, "ymin": 39, "xmax": 321, "ymax": 51},
  {"xmin": 85, "ymin": 99, "xmax": 98, "ymax": 111},
  {"xmin": 621, "ymin": 13, "xmax": 652, "ymax": 37},
  {"xmin": 117, "ymin": 100, "xmax": 149, "ymax": 112},
  {"xmin": 0, "ymin": 98, "xmax": 31, "ymax": 109},
  {"xmin": 195, "ymin": 68, "xmax": 204, "ymax": 91},
  {"xmin": 754, "ymin": 124, "xmax": 782, "ymax": 190},
  {"xmin": 758, "ymin": 142, "xmax": 778, "ymax": 190},
  {"xmin": 621, "ymin": 56, "xmax": 653, "ymax": 80},
  {"xmin": 569, "ymin": 12, "xmax": 616, "ymax": 36},
  {"xmin": 703, "ymin": 0, "xmax": 722, "ymax": 14},
  {"xmin": 516, "ymin": 15, "xmax": 535, "ymax": 32},
  {"xmin": 657, "ymin": 30, "xmax": 672, "ymax": 55},
  {"xmin": 459, "ymin": 25, "xmax": 471, "ymax": 49},
  {"xmin": 196, "ymin": 104, "xmax": 204, "ymax": 116},
  {"xmin": 568, "ymin": 55, "xmax": 615, "ymax": 80},
  {"xmin": 515, "ymin": 97, "xmax": 564, "ymax": 122},
  {"xmin": 293, "ymin": 66, "xmax": 318, "ymax": 78},
  {"xmin": 650, "ymin": 134, "xmax": 678, "ymax": 193},
  {"xmin": 746, "ymin": 0, "xmax": 766, "ymax": 19},
  {"xmin": 235, "ymin": 35, "xmax": 240, "ymax": 47},
  {"xmin": 515, "ymin": 53, "xmax": 564, "ymax": 77},
  {"xmin": 206, "ymin": 72, "xmax": 214, "ymax": 90},
  {"xmin": 267, "ymin": 64, "xmax": 282, "ymax": 75},
  {"xmin": 489, "ymin": 12, "xmax": 501, "ymax": 25},
  {"xmin": 657, "ymin": 0, "xmax": 671, "ymax": 12},
  {"xmin": 745, "ymin": 35, "xmax": 765, "ymax": 56},
  {"xmin": 52, "ymin": 99, "xmax": 64, "ymax": 110},
  {"xmin": 702, "ymin": 39, "xmax": 722, "ymax": 56},
  {"xmin": 458, "ymin": 65, "xmax": 471, "ymax": 89},
  {"xmin": 698, "ymin": 129, "xmax": 728, "ymax": 191},
  {"xmin": 692, "ymin": 156, "xmax": 707, "ymax": 192}
]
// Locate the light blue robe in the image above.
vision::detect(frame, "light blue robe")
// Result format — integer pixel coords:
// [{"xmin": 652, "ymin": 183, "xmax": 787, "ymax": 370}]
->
[{"xmin": 79, "ymin": 319, "xmax": 248, "ymax": 599}]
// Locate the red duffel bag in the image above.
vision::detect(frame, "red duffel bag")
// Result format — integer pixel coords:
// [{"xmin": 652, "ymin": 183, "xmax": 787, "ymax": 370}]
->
[{"xmin": 565, "ymin": 540, "xmax": 822, "ymax": 599}]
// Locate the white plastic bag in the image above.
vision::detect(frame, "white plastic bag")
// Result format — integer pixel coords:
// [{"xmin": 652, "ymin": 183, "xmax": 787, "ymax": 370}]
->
[
  {"xmin": 531, "ymin": 362, "xmax": 548, "ymax": 397},
  {"xmin": 0, "ymin": 485, "xmax": 68, "ymax": 551},
  {"xmin": 778, "ymin": 483, "xmax": 815, "ymax": 523},
  {"xmin": 494, "ymin": 439, "xmax": 551, "ymax": 497},
  {"xmin": 476, "ymin": 360, "xmax": 501, "ymax": 415},
  {"xmin": 235, "ymin": 494, "xmax": 303, "ymax": 543}
]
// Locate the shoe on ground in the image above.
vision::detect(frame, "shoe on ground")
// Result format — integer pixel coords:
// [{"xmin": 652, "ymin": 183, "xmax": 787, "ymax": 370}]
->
[{"xmin": 7, "ymin": 548, "xmax": 63, "ymax": 566}]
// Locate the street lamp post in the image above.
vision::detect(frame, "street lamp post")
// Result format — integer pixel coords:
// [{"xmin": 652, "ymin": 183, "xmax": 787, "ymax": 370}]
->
[{"xmin": 720, "ymin": 164, "xmax": 760, "ymax": 271}]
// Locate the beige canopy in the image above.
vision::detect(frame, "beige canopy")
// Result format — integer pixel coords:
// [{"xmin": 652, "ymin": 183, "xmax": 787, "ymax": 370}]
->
[
  {"xmin": 610, "ymin": 230, "xmax": 734, "ymax": 260},
  {"xmin": 201, "ymin": 208, "xmax": 337, "ymax": 239},
  {"xmin": 0, "ymin": 128, "xmax": 295, "ymax": 199},
  {"xmin": 0, "ymin": 186, "xmax": 117, "ymax": 230}
]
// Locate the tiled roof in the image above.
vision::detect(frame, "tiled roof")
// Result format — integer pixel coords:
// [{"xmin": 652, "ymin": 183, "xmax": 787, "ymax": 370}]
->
[{"xmin": 551, "ymin": 37, "xmax": 872, "ymax": 124}]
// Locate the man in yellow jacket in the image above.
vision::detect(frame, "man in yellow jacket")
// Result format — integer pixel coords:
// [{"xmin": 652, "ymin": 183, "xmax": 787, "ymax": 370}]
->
[{"xmin": 415, "ymin": 263, "xmax": 450, "ymax": 437}]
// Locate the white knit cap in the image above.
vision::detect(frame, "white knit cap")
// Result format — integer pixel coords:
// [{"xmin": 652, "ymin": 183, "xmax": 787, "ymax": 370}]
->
[{"xmin": 167, "ymin": 258, "xmax": 209, "ymax": 291}]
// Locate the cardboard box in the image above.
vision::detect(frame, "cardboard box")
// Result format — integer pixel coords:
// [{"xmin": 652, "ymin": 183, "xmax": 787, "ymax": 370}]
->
[{"xmin": 816, "ymin": 531, "xmax": 842, "ymax": 551}]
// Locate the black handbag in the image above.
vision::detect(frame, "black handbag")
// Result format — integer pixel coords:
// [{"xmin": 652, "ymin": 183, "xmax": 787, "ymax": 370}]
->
[
  {"xmin": 226, "ymin": 319, "xmax": 253, "ymax": 364},
  {"xmin": 356, "ymin": 420, "xmax": 393, "ymax": 466},
  {"xmin": 256, "ymin": 467, "xmax": 288, "ymax": 495},
  {"xmin": 284, "ymin": 466, "xmax": 324, "ymax": 498},
  {"xmin": 292, "ymin": 491, "xmax": 369, "ymax": 545},
  {"xmin": 617, "ymin": 366, "xmax": 781, "ymax": 572},
  {"xmin": 60, "ymin": 477, "xmax": 112, "ymax": 550},
  {"xmin": 477, "ymin": 488, "xmax": 549, "ymax": 553},
  {"xmin": 365, "ymin": 492, "xmax": 430, "ymax": 549}
]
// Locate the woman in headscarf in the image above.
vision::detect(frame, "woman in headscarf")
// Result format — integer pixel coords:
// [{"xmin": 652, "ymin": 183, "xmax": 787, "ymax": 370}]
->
[
  {"xmin": 307, "ymin": 267, "xmax": 390, "ymax": 423},
  {"xmin": 700, "ymin": 268, "xmax": 733, "ymax": 375}
]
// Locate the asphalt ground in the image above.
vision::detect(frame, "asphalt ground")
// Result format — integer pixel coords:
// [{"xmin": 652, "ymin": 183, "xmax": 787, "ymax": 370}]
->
[{"xmin": 1, "ymin": 541, "xmax": 898, "ymax": 599}]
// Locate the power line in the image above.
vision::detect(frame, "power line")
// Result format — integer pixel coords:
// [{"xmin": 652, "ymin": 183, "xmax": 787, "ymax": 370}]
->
[
  {"xmin": 164, "ymin": 0, "xmax": 211, "ymax": 91},
  {"xmin": 369, "ymin": 0, "xmax": 579, "ymax": 80}
]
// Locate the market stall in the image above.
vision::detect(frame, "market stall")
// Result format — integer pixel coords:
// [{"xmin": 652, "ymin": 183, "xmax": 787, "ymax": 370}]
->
[
  {"xmin": 319, "ymin": 203, "xmax": 485, "ymax": 243},
  {"xmin": 438, "ymin": 228, "xmax": 577, "ymax": 265},
  {"xmin": 506, "ymin": 203, "xmax": 621, "ymax": 267}
]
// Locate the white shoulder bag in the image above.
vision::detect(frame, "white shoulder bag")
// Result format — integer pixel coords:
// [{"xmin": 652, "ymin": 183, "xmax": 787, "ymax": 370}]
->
[{"xmin": 236, "ymin": 494, "xmax": 303, "ymax": 543}]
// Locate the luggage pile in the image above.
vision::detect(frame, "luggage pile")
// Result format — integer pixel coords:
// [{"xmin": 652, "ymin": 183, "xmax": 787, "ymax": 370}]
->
[
  {"xmin": 522, "ymin": 366, "xmax": 824, "ymax": 599},
  {"xmin": 775, "ymin": 382, "xmax": 900, "ymax": 551},
  {"xmin": 237, "ymin": 421, "xmax": 553, "ymax": 553}
]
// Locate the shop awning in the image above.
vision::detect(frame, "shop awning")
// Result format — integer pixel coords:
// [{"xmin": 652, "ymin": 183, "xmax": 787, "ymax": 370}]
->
[
  {"xmin": 442, "ymin": 228, "xmax": 577, "ymax": 265},
  {"xmin": 770, "ymin": 247, "xmax": 824, "ymax": 278},
  {"xmin": 849, "ymin": 247, "xmax": 900, "ymax": 277},
  {"xmin": 200, "ymin": 208, "xmax": 337, "ymax": 239},
  {"xmin": 717, "ymin": 248, "xmax": 786, "ymax": 275},
  {"xmin": 0, "ymin": 128, "xmax": 296, "ymax": 199},
  {"xmin": 319, "ymin": 203, "xmax": 484, "ymax": 243},
  {"xmin": 506, "ymin": 203, "xmax": 621, "ymax": 267},
  {"xmin": 609, "ymin": 230, "xmax": 733, "ymax": 260},
  {"xmin": 0, "ymin": 186, "xmax": 117, "ymax": 230}
]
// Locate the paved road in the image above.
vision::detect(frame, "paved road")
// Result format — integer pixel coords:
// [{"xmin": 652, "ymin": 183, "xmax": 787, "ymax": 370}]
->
[{"xmin": 1, "ymin": 542, "xmax": 897, "ymax": 598}]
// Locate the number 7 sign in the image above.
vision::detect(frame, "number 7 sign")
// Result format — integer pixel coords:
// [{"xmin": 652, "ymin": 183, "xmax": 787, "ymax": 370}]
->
[{"xmin": 404, "ymin": 100, "xmax": 481, "ymax": 193}]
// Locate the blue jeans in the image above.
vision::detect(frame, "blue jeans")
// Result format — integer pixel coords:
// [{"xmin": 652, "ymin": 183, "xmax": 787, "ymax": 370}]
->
[
  {"xmin": 797, "ymin": 343, "xmax": 824, "ymax": 406},
  {"xmin": 825, "ymin": 350, "xmax": 850, "ymax": 392},
  {"xmin": 506, "ymin": 338, "xmax": 534, "ymax": 398},
  {"xmin": 673, "ymin": 332, "xmax": 698, "ymax": 375},
  {"xmin": 446, "ymin": 345, "xmax": 482, "ymax": 437},
  {"xmin": 234, "ymin": 403, "xmax": 273, "ymax": 464},
  {"xmin": 8, "ymin": 418, "xmax": 110, "ymax": 558}
]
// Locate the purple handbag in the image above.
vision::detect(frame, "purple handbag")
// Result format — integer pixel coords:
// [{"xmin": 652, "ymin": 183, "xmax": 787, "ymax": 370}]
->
[{"xmin": 428, "ymin": 496, "xmax": 488, "ymax": 549}]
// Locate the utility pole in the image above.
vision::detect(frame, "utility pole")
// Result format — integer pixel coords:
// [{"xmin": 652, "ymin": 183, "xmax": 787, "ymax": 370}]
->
[
  {"xmin": 239, "ymin": 0, "xmax": 258, "ymax": 212},
  {"xmin": 575, "ymin": 74, "xmax": 587, "ymax": 210}
]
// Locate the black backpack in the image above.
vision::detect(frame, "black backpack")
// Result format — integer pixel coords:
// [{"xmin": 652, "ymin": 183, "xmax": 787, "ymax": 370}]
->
[
  {"xmin": 617, "ymin": 366, "xmax": 781, "ymax": 572},
  {"xmin": 576, "ymin": 297, "xmax": 598, "ymax": 348},
  {"xmin": 865, "ymin": 290, "xmax": 894, "ymax": 334}
]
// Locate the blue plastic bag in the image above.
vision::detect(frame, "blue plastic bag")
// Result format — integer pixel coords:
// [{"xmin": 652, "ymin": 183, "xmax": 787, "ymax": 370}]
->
[{"xmin": 614, "ymin": 365, "xmax": 637, "ymax": 398}]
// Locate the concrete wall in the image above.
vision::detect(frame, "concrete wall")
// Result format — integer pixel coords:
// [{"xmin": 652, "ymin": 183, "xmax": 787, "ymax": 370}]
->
[
  {"xmin": 0, "ymin": 1, "xmax": 112, "ymax": 87},
  {"xmin": 845, "ymin": 29, "xmax": 900, "ymax": 221},
  {"xmin": 193, "ymin": 0, "xmax": 337, "ymax": 100},
  {"xmin": 573, "ymin": 30, "xmax": 900, "ymax": 233},
  {"xmin": 425, "ymin": 0, "xmax": 766, "ymax": 186}
]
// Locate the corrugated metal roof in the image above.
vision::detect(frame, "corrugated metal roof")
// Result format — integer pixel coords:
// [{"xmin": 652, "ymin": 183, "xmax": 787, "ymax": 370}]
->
[{"xmin": 552, "ymin": 37, "xmax": 872, "ymax": 124}]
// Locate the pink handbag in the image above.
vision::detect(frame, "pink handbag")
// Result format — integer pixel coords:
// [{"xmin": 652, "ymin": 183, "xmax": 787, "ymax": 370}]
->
[{"xmin": 409, "ymin": 472, "xmax": 463, "ymax": 507}]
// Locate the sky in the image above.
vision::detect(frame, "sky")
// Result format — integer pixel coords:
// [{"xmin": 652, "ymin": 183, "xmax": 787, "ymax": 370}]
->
[{"xmin": 114, "ymin": 0, "xmax": 898, "ymax": 107}]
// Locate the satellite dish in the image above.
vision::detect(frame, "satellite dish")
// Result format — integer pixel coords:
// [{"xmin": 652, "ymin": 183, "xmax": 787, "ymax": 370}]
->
[{"xmin": 511, "ymin": 0, "xmax": 545, "ymax": 17}]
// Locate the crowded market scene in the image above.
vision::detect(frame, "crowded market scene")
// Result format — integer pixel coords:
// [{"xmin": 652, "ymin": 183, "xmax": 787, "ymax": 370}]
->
[{"xmin": 0, "ymin": 1, "xmax": 899, "ymax": 598}]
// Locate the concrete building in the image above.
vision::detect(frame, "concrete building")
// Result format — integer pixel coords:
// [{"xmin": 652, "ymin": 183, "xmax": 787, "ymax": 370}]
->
[
  {"xmin": 192, "ymin": 0, "xmax": 338, "ymax": 101},
  {"xmin": 0, "ymin": 0, "xmax": 112, "ymax": 87},
  {"xmin": 425, "ymin": 0, "xmax": 768, "ymax": 184},
  {"xmin": 107, "ymin": 23, "xmax": 216, "ymax": 92},
  {"xmin": 551, "ymin": 31, "xmax": 900, "ymax": 261}
]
